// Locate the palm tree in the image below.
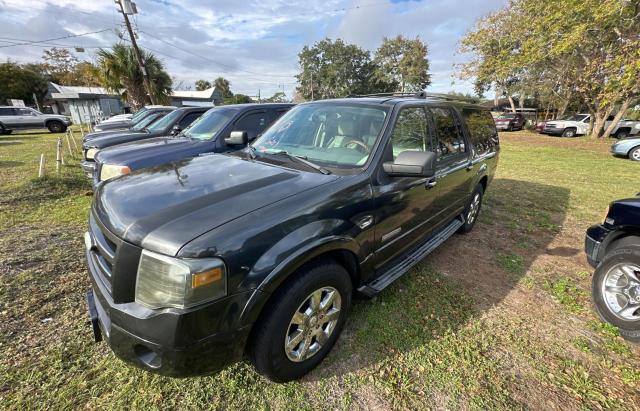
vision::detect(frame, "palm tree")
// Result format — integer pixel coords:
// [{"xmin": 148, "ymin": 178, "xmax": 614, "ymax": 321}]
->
[
  {"xmin": 97, "ymin": 44, "xmax": 172, "ymax": 109},
  {"xmin": 214, "ymin": 77, "xmax": 233, "ymax": 98}
]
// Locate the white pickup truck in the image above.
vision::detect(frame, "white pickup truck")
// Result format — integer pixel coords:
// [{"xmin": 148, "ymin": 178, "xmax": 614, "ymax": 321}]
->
[{"xmin": 543, "ymin": 114, "xmax": 640, "ymax": 138}]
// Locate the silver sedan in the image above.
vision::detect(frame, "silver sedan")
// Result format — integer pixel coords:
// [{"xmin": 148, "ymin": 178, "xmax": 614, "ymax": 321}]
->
[{"xmin": 611, "ymin": 137, "xmax": 640, "ymax": 161}]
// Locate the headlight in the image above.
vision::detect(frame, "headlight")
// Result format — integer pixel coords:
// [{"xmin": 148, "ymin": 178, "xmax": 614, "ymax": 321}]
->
[
  {"xmin": 100, "ymin": 163, "xmax": 130, "ymax": 181},
  {"xmin": 135, "ymin": 250, "xmax": 227, "ymax": 309},
  {"xmin": 85, "ymin": 148, "xmax": 99, "ymax": 160}
]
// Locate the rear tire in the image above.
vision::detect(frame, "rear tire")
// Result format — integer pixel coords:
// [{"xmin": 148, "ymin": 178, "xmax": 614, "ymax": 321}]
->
[
  {"xmin": 629, "ymin": 147, "xmax": 640, "ymax": 161},
  {"xmin": 459, "ymin": 184, "xmax": 484, "ymax": 234},
  {"xmin": 592, "ymin": 238, "xmax": 640, "ymax": 343},
  {"xmin": 47, "ymin": 121, "xmax": 66, "ymax": 133},
  {"xmin": 562, "ymin": 128, "xmax": 577, "ymax": 137},
  {"xmin": 615, "ymin": 129, "xmax": 630, "ymax": 139},
  {"xmin": 249, "ymin": 260, "xmax": 352, "ymax": 382}
]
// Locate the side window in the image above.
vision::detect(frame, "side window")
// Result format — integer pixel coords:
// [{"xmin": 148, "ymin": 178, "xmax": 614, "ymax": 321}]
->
[
  {"xmin": 0, "ymin": 108, "xmax": 14, "ymax": 116},
  {"xmin": 429, "ymin": 107, "xmax": 465, "ymax": 160},
  {"xmin": 17, "ymin": 108, "xmax": 34, "ymax": 116},
  {"xmin": 461, "ymin": 108, "xmax": 497, "ymax": 156},
  {"xmin": 233, "ymin": 111, "xmax": 270, "ymax": 141},
  {"xmin": 389, "ymin": 107, "xmax": 432, "ymax": 159},
  {"xmin": 178, "ymin": 112, "xmax": 202, "ymax": 129}
]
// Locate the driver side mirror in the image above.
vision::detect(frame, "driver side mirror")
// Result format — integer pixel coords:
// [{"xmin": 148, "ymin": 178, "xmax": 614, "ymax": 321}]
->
[
  {"xmin": 171, "ymin": 125, "xmax": 181, "ymax": 135},
  {"xmin": 383, "ymin": 151, "xmax": 436, "ymax": 177},
  {"xmin": 225, "ymin": 130, "xmax": 248, "ymax": 145}
]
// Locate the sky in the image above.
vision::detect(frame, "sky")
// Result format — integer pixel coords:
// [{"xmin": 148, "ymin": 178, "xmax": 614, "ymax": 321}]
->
[{"xmin": 0, "ymin": 0, "xmax": 507, "ymax": 99}]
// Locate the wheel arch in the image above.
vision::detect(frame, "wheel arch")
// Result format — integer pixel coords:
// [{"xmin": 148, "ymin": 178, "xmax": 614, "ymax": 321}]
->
[
  {"xmin": 627, "ymin": 145, "xmax": 640, "ymax": 157},
  {"xmin": 599, "ymin": 229, "xmax": 640, "ymax": 262},
  {"xmin": 239, "ymin": 239, "xmax": 362, "ymax": 328}
]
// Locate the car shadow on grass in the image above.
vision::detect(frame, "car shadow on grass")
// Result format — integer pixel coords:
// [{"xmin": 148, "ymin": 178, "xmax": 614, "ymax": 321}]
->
[{"xmin": 306, "ymin": 178, "xmax": 571, "ymax": 385}]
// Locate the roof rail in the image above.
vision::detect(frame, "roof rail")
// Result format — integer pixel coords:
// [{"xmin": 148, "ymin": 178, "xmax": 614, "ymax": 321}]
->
[
  {"xmin": 347, "ymin": 91, "xmax": 427, "ymax": 99},
  {"xmin": 345, "ymin": 91, "xmax": 478, "ymax": 103}
]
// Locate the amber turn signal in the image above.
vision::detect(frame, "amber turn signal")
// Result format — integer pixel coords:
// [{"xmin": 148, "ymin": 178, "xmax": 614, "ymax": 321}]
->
[{"xmin": 192, "ymin": 267, "xmax": 223, "ymax": 289}]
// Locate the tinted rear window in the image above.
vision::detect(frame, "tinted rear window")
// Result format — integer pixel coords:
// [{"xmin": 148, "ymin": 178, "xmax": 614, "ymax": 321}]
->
[
  {"xmin": 0, "ymin": 108, "xmax": 14, "ymax": 116},
  {"xmin": 461, "ymin": 108, "xmax": 497, "ymax": 156}
]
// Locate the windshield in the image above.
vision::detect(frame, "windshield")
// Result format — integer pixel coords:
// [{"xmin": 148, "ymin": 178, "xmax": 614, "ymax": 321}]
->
[
  {"xmin": 147, "ymin": 109, "xmax": 182, "ymax": 132},
  {"xmin": 132, "ymin": 112, "xmax": 165, "ymax": 130},
  {"xmin": 182, "ymin": 108, "xmax": 236, "ymax": 140},
  {"xmin": 497, "ymin": 114, "xmax": 515, "ymax": 119},
  {"xmin": 252, "ymin": 103, "xmax": 389, "ymax": 168},
  {"xmin": 130, "ymin": 107, "xmax": 150, "ymax": 122},
  {"xmin": 562, "ymin": 114, "xmax": 589, "ymax": 122}
]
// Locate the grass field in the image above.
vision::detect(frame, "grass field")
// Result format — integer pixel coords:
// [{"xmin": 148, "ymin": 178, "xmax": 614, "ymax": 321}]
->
[{"xmin": 1, "ymin": 128, "xmax": 639, "ymax": 410}]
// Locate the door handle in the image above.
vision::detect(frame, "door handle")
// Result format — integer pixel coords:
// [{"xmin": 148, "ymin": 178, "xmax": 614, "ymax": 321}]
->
[
  {"xmin": 466, "ymin": 162, "xmax": 473, "ymax": 171},
  {"xmin": 425, "ymin": 179, "xmax": 437, "ymax": 189}
]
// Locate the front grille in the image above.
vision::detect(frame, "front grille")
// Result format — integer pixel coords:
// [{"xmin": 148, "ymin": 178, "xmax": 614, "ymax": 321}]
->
[{"xmin": 87, "ymin": 212, "xmax": 142, "ymax": 302}]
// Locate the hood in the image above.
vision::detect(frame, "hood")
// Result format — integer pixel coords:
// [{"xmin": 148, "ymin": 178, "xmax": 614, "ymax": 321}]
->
[
  {"xmin": 94, "ymin": 120, "xmax": 132, "ymax": 131},
  {"xmin": 101, "ymin": 114, "xmax": 131, "ymax": 123},
  {"xmin": 83, "ymin": 130, "xmax": 150, "ymax": 149},
  {"xmin": 95, "ymin": 136, "xmax": 199, "ymax": 166},
  {"xmin": 93, "ymin": 154, "xmax": 337, "ymax": 255}
]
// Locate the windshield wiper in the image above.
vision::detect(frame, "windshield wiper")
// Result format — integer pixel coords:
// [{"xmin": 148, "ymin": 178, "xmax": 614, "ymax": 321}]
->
[{"xmin": 269, "ymin": 150, "xmax": 331, "ymax": 175}]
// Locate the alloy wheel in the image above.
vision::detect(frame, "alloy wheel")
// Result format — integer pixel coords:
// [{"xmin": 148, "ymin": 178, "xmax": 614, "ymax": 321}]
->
[
  {"xmin": 467, "ymin": 193, "xmax": 481, "ymax": 225},
  {"xmin": 601, "ymin": 263, "xmax": 640, "ymax": 321},
  {"xmin": 631, "ymin": 149, "xmax": 640, "ymax": 161},
  {"xmin": 284, "ymin": 287, "xmax": 342, "ymax": 362}
]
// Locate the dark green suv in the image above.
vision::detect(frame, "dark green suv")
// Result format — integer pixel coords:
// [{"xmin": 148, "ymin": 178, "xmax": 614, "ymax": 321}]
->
[{"xmin": 85, "ymin": 93, "xmax": 499, "ymax": 382}]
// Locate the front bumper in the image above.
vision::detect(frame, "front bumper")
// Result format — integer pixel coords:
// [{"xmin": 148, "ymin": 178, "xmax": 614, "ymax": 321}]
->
[
  {"xmin": 86, "ymin": 248, "xmax": 258, "ymax": 377},
  {"xmin": 495, "ymin": 123, "xmax": 513, "ymax": 130},
  {"xmin": 543, "ymin": 126, "xmax": 564, "ymax": 135},
  {"xmin": 584, "ymin": 224, "xmax": 611, "ymax": 268},
  {"xmin": 80, "ymin": 160, "xmax": 95, "ymax": 177}
]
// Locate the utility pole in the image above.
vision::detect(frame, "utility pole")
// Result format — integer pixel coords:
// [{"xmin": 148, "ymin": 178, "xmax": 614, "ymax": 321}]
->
[
  {"xmin": 115, "ymin": 0, "xmax": 156, "ymax": 105},
  {"xmin": 310, "ymin": 71, "xmax": 314, "ymax": 100}
]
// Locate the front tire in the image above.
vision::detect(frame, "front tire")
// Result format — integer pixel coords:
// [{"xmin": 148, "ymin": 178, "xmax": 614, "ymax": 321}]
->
[
  {"xmin": 629, "ymin": 147, "xmax": 640, "ymax": 161},
  {"xmin": 459, "ymin": 184, "xmax": 484, "ymax": 234},
  {"xmin": 615, "ymin": 129, "xmax": 629, "ymax": 139},
  {"xmin": 592, "ymin": 237, "xmax": 640, "ymax": 342},
  {"xmin": 249, "ymin": 260, "xmax": 352, "ymax": 382},
  {"xmin": 562, "ymin": 128, "xmax": 576, "ymax": 137}
]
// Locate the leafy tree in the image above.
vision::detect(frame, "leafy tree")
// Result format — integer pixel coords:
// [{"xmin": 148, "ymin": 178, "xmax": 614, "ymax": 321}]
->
[
  {"xmin": 0, "ymin": 61, "xmax": 48, "ymax": 105},
  {"xmin": 214, "ymin": 77, "xmax": 233, "ymax": 98},
  {"xmin": 97, "ymin": 44, "xmax": 172, "ymax": 109},
  {"xmin": 373, "ymin": 35, "xmax": 431, "ymax": 92},
  {"xmin": 41, "ymin": 48, "xmax": 78, "ymax": 83},
  {"xmin": 195, "ymin": 79, "xmax": 211, "ymax": 91},
  {"xmin": 296, "ymin": 38, "xmax": 378, "ymax": 100},
  {"xmin": 223, "ymin": 94, "xmax": 253, "ymax": 105},
  {"xmin": 263, "ymin": 91, "xmax": 288, "ymax": 103}
]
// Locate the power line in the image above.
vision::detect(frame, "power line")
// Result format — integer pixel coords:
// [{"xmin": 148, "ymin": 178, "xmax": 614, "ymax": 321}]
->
[
  {"xmin": 0, "ymin": 28, "xmax": 114, "ymax": 49},
  {"xmin": 138, "ymin": 30, "xmax": 296, "ymax": 80}
]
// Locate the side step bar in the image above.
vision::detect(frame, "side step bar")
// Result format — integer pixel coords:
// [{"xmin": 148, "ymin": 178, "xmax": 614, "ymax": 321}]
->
[{"xmin": 358, "ymin": 216, "xmax": 464, "ymax": 297}]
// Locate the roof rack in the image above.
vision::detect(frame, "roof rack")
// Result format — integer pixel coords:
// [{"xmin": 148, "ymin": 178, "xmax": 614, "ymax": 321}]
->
[{"xmin": 346, "ymin": 91, "xmax": 478, "ymax": 103}]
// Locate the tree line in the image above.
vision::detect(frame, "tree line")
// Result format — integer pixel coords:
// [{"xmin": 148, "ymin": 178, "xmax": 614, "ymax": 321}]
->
[{"xmin": 458, "ymin": 0, "xmax": 640, "ymax": 139}]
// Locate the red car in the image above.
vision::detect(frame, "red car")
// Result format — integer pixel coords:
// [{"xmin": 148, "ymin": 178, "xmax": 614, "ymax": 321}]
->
[
  {"xmin": 494, "ymin": 113, "xmax": 526, "ymax": 131},
  {"xmin": 534, "ymin": 121, "xmax": 546, "ymax": 133}
]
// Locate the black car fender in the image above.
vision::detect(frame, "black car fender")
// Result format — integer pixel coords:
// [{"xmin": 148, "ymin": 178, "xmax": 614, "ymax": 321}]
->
[{"xmin": 238, "ymin": 229, "xmax": 362, "ymax": 326}]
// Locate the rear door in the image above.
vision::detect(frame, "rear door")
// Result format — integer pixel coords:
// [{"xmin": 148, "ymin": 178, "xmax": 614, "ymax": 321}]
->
[{"xmin": 428, "ymin": 107, "xmax": 473, "ymax": 221}]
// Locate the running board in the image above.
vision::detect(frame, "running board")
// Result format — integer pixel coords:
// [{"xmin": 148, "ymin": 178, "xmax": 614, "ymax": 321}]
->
[{"xmin": 358, "ymin": 216, "xmax": 464, "ymax": 297}]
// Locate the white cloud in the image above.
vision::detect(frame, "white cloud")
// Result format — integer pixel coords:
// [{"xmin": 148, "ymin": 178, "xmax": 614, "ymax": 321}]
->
[{"xmin": 0, "ymin": 0, "xmax": 506, "ymax": 97}]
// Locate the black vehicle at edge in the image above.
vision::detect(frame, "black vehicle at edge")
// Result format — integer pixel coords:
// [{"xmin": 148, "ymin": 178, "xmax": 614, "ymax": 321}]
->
[
  {"xmin": 90, "ymin": 103, "xmax": 293, "ymax": 188},
  {"xmin": 91, "ymin": 106, "xmax": 175, "ymax": 133},
  {"xmin": 85, "ymin": 93, "xmax": 499, "ymax": 382},
  {"xmin": 585, "ymin": 195, "xmax": 640, "ymax": 342},
  {"xmin": 80, "ymin": 107, "xmax": 209, "ymax": 177}
]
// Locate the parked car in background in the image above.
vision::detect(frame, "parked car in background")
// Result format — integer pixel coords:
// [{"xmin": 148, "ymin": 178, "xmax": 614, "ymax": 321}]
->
[
  {"xmin": 0, "ymin": 106, "xmax": 70, "ymax": 134},
  {"xmin": 534, "ymin": 121, "xmax": 546, "ymax": 133},
  {"xmin": 81, "ymin": 107, "xmax": 208, "ymax": 177},
  {"xmin": 93, "ymin": 106, "xmax": 175, "ymax": 132},
  {"xmin": 608, "ymin": 118, "xmax": 640, "ymax": 139},
  {"xmin": 494, "ymin": 112, "xmax": 525, "ymax": 131},
  {"xmin": 544, "ymin": 114, "xmax": 640, "ymax": 138},
  {"xmin": 84, "ymin": 93, "xmax": 499, "ymax": 382},
  {"xmin": 90, "ymin": 103, "xmax": 293, "ymax": 186},
  {"xmin": 544, "ymin": 114, "xmax": 590, "ymax": 137},
  {"xmin": 585, "ymin": 195, "xmax": 640, "ymax": 342},
  {"xmin": 611, "ymin": 137, "xmax": 640, "ymax": 161}
]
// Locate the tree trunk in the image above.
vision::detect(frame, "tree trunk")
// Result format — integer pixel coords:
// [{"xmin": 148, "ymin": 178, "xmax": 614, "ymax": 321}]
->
[
  {"xmin": 557, "ymin": 99, "xmax": 570, "ymax": 118},
  {"xmin": 519, "ymin": 92, "xmax": 525, "ymax": 109},
  {"xmin": 494, "ymin": 91, "xmax": 499, "ymax": 108},
  {"xmin": 602, "ymin": 99, "xmax": 630, "ymax": 139},
  {"xmin": 591, "ymin": 106, "xmax": 614, "ymax": 139},
  {"xmin": 508, "ymin": 95, "xmax": 516, "ymax": 113}
]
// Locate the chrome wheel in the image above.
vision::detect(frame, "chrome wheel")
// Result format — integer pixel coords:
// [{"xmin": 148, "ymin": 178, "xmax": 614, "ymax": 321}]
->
[
  {"xmin": 284, "ymin": 287, "xmax": 341, "ymax": 362},
  {"xmin": 601, "ymin": 263, "xmax": 640, "ymax": 321},
  {"xmin": 467, "ymin": 192, "xmax": 481, "ymax": 225},
  {"xmin": 631, "ymin": 148, "xmax": 640, "ymax": 161}
]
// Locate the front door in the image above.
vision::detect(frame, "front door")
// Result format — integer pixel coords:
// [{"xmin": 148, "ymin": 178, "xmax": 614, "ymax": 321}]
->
[{"xmin": 372, "ymin": 106, "xmax": 441, "ymax": 270}]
